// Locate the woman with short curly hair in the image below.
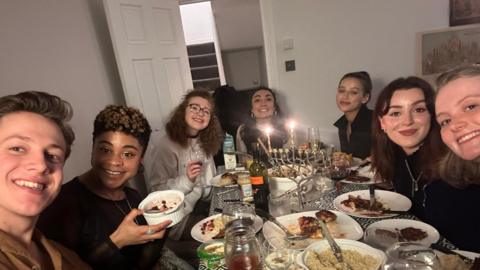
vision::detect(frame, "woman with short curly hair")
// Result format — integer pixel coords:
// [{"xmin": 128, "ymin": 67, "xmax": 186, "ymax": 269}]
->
[{"xmin": 146, "ymin": 89, "xmax": 222, "ymax": 265}]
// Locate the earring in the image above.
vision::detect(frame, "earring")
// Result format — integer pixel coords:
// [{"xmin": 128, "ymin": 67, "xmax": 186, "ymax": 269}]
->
[
  {"xmin": 274, "ymin": 110, "xmax": 278, "ymax": 116},
  {"xmin": 251, "ymin": 112, "xmax": 255, "ymax": 119}
]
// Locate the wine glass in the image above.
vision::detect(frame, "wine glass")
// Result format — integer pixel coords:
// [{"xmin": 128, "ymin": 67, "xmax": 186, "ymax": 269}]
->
[
  {"xmin": 190, "ymin": 144, "xmax": 207, "ymax": 187},
  {"xmin": 262, "ymin": 237, "xmax": 293, "ymax": 270},
  {"xmin": 307, "ymin": 127, "xmax": 321, "ymax": 152},
  {"xmin": 383, "ymin": 242, "xmax": 441, "ymax": 269},
  {"xmin": 222, "ymin": 202, "xmax": 255, "ymax": 228}
]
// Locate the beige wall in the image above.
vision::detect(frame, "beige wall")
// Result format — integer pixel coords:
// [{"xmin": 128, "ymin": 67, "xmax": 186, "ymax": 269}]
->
[
  {"xmin": 262, "ymin": 0, "xmax": 449, "ymax": 147},
  {"xmin": 0, "ymin": 0, "xmax": 123, "ymax": 181}
]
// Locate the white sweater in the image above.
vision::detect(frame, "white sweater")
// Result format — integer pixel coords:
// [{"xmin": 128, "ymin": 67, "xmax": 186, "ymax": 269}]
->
[{"xmin": 145, "ymin": 134, "xmax": 215, "ymax": 214}]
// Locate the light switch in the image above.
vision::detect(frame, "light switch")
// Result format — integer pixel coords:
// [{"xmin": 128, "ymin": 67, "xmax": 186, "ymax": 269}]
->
[{"xmin": 283, "ymin": 38, "xmax": 294, "ymax": 50}]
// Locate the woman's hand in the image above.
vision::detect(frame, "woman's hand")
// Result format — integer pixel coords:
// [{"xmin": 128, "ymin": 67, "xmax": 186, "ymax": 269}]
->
[
  {"xmin": 186, "ymin": 160, "xmax": 202, "ymax": 182},
  {"xmin": 109, "ymin": 208, "xmax": 171, "ymax": 249}
]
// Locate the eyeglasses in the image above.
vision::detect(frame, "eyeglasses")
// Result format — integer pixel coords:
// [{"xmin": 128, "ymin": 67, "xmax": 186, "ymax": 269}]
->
[{"xmin": 188, "ymin": 103, "xmax": 211, "ymax": 116}]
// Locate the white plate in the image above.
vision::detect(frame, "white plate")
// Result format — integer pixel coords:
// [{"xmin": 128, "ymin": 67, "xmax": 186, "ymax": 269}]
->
[
  {"xmin": 333, "ymin": 190, "xmax": 412, "ymax": 218},
  {"xmin": 295, "ymin": 239, "xmax": 386, "ymax": 270},
  {"xmin": 366, "ymin": 219, "xmax": 440, "ymax": 246},
  {"xmin": 262, "ymin": 210, "xmax": 364, "ymax": 249},
  {"xmin": 341, "ymin": 165, "xmax": 377, "ymax": 184},
  {"xmin": 191, "ymin": 213, "xmax": 263, "ymax": 242},
  {"xmin": 454, "ymin": 250, "xmax": 480, "ymax": 259}
]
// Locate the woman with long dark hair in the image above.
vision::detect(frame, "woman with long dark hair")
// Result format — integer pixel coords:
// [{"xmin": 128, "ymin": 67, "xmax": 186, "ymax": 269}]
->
[
  {"xmin": 372, "ymin": 76, "xmax": 480, "ymax": 252},
  {"xmin": 236, "ymin": 87, "xmax": 287, "ymax": 163},
  {"xmin": 334, "ymin": 71, "xmax": 373, "ymax": 159}
]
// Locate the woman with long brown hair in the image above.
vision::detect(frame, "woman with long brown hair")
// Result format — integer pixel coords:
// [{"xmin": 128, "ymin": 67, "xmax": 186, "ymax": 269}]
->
[
  {"xmin": 372, "ymin": 76, "xmax": 480, "ymax": 252},
  {"xmin": 146, "ymin": 89, "xmax": 223, "ymax": 265}
]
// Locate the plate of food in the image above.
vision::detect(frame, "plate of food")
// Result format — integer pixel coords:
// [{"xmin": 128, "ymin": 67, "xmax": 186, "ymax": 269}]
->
[
  {"xmin": 296, "ymin": 239, "xmax": 386, "ymax": 270},
  {"xmin": 333, "ymin": 190, "xmax": 411, "ymax": 218},
  {"xmin": 341, "ymin": 166, "xmax": 377, "ymax": 184},
  {"xmin": 262, "ymin": 210, "xmax": 363, "ymax": 249},
  {"xmin": 191, "ymin": 214, "xmax": 263, "ymax": 242},
  {"xmin": 210, "ymin": 171, "xmax": 248, "ymax": 187},
  {"xmin": 365, "ymin": 219, "xmax": 440, "ymax": 247}
]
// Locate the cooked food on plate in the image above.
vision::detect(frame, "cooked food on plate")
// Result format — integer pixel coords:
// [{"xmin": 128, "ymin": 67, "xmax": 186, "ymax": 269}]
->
[
  {"xmin": 289, "ymin": 211, "xmax": 344, "ymax": 239},
  {"xmin": 438, "ymin": 254, "xmax": 474, "ymax": 270},
  {"xmin": 398, "ymin": 227, "xmax": 428, "ymax": 241},
  {"xmin": 341, "ymin": 195, "xmax": 387, "ymax": 213},
  {"xmin": 373, "ymin": 226, "xmax": 428, "ymax": 242},
  {"xmin": 306, "ymin": 249, "xmax": 378, "ymax": 270},
  {"xmin": 332, "ymin": 151, "xmax": 353, "ymax": 167},
  {"xmin": 200, "ymin": 215, "xmax": 225, "ymax": 239},
  {"xmin": 345, "ymin": 170, "xmax": 371, "ymax": 183},
  {"xmin": 219, "ymin": 172, "xmax": 238, "ymax": 186}
]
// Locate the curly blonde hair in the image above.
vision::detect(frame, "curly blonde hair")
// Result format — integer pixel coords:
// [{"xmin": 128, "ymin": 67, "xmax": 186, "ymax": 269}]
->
[
  {"xmin": 93, "ymin": 105, "xmax": 151, "ymax": 155},
  {"xmin": 166, "ymin": 89, "xmax": 223, "ymax": 156}
]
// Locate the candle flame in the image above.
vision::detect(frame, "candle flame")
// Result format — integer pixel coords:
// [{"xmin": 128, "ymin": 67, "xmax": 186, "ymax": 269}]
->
[
  {"xmin": 288, "ymin": 120, "xmax": 296, "ymax": 129},
  {"xmin": 265, "ymin": 126, "xmax": 273, "ymax": 135}
]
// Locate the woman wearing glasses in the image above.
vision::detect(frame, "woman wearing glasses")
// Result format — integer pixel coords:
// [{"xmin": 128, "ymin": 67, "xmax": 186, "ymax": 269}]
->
[{"xmin": 146, "ymin": 89, "xmax": 223, "ymax": 266}]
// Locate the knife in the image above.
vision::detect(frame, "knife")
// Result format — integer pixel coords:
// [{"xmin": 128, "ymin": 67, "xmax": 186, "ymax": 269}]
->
[
  {"xmin": 369, "ymin": 185, "xmax": 376, "ymax": 210},
  {"xmin": 431, "ymin": 243, "xmax": 473, "ymax": 264}
]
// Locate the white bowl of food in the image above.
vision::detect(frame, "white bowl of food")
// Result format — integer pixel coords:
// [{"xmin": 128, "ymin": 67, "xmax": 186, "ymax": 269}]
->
[
  {"xmin": 296, "ymin": 239, "xmax": 386, "ymax": 270},
  {"xmin": 139, "ymin": 190, "xmax": 185, "ymax": 227}
]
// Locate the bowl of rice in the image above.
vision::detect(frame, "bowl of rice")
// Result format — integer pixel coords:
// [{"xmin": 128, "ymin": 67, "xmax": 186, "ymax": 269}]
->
[
  {"xmin": 296, "ymin": 239, "xmax": 386, "ymax": 270},
  {"xmin": 139, "ymin": 190, "xmax": 185, "ymax": 227}
]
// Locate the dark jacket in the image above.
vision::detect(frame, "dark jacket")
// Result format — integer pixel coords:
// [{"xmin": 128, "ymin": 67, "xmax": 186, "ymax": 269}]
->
[
  {"xmin": 38, "ymin": 178, "xmax": 166, "ymax": 270},
  {"xmin": 333, "ymin": 105, "xmax": 372, "ymax": 159}
]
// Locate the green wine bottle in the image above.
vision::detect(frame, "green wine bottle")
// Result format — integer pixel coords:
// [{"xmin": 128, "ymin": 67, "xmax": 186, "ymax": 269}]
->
[{"xmin": 249, "ymin": 143, "xmax": 269, "ymax": 213}]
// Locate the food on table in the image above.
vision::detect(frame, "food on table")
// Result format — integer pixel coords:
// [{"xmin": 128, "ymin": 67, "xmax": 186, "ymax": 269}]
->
[
  {"xmin": 315, "ymin": 210, "xmax": 337, "ymax": 223},
  {"xmin": 146, "ymin": 195, "xmax": 182, "ymax": 213},
  {"xmin": 288, "ymin": 213, "xmax": 345, "ymax": 239},
  {"xmin": 265, "ymin": 251, "xmax": 291, "ymax": 269},
  {"xmin": 345, "ymin": 170, "xmax": 371, "ymax": 183},
  {"xmin": 341, "ymin": 195, "xmax": 387, "ymax": 213},
  {"xmin": 374, "ymin": 228, "xmax": 398, "ymax": 240},
  {"xmin": 332, "ymin": 152, "xmax": 353, "ymax": 167},
  {"xmin": 398, "ymin": 227, "xmax": 428, "ymax": 241},
  {"xmin": 197, "ymin": 240, "xmax": 225, "ymax": 269},
  {"xmin": 269, "ymin": 165, "xmax": 312, "ymax": 178},
  {"xmin": 219, "ymin": 172, "xmax": 238, "ymax": 186},
  {"xmin": 200, "ymin": 215, "xmax": 225, "ymax": 240},
  {"xmin": 203, "ymin": 242, "xmax": 224, "ymax": 255},
  {"xmin": 437, "ymin": 254, "xmax": 473, "ymax": 270},
  {"xmin": 305, "ymin": 249, "xmax": 378, "ymax": 270}
]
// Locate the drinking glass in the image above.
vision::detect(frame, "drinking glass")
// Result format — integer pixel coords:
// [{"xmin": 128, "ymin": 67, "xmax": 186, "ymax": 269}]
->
[
  {"xmin": 190, "ymin": 144, "xmax": 207, "ymax": 187},
  {"xmin": 313, "ymin": 167, "xmax": 334, "ymax": 192},
  {"xmin": 222, "ymin": 202, "xmax": 255, "ymax": 228},
  {"xmin": 383, "ymin": 242, "xmax": 441, "ymax": 269},
  {"xmin": 262, "ymin": 237, "xmax": 293, "ymax": 270},
  {"xmin": 225, "ymin": 225, "xmax": 262, "ymax": 270},
  {"xmin": 307, "ymin": 127, "xmax": 321, "ymax": 152}
]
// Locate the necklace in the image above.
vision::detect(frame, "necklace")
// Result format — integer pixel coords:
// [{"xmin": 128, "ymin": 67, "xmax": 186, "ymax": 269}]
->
[
  {"xmin": 404, "ymin": 159, "xmax": 423, "ymax": 196},
  {"xmin": 112, "ymin": 196, "xmax": 138, "ymax": 224}
]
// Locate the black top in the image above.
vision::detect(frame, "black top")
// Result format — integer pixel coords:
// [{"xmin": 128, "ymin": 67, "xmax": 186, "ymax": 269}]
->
[
  {"xmin": 37, "ymin": 178, "xmax": 166, "ymax": 270},
  {"xmin": 392, "ymin": 148, "xmax": 480, "ymax": 252},
  {"xmin": 333, "ymin": 105, "xmax": 372, "ymax": 159}
]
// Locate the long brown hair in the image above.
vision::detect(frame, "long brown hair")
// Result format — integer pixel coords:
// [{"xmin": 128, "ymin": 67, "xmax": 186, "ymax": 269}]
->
[
  {"xmin": 371, "ymin": 77, "xmax": 445, "ymax": 184},
  {"xmin": 166, "ymin": 89, "xmax": 223, "ymax": 156}
]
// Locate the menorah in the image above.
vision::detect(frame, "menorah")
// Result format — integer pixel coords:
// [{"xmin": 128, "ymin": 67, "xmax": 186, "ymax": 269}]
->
[{"xmin": 268, "ymin": 146, "xmax": 327, "ymax": 210}]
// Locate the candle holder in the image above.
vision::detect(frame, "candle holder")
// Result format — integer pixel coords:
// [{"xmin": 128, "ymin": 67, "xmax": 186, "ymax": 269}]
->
[{"xmin": 268, "ymin": 146, "xmax": 327, "ymax": 210}]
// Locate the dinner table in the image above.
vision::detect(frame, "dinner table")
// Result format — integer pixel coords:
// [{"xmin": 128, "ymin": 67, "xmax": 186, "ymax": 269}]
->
[{"xmin": 197, "ymin": 180, "xmax": 457, "ymax": 270}]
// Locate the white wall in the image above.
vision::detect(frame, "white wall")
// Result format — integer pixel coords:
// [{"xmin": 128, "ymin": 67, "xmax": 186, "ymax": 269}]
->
[
  {"xmin": 261, "ymin": 0, "xmax": 449, "ymax": 147},
  {"xmin": 0, "ymin": 0, "xmax": 122, "ymax": 181}
]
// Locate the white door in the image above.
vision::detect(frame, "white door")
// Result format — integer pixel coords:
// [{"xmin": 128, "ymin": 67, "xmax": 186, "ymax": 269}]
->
[{"xmin": 103, "ymin": 0, "xmax": 193, "ymax": 132}]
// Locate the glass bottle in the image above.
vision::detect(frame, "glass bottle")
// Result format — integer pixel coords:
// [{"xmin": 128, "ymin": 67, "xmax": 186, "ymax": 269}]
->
[
  {"xmin": 249, "ymin": 143, "xmax": 270, "ymax": 213},
  {"xmin": 224, "ymin": 220, "xmax": 262, "ymax": 270}
]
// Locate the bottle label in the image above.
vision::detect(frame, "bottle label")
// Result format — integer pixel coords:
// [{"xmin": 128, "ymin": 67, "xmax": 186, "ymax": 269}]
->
[
  {"xmin": 224, "ymin": 154, "xmax": 237, "ymax": 170},
  {"xmin": 240, "ymin": 183, "xmax": 253, "ymax": 201},
  {"xmin": 250, "ymin": 176, "xmax": 264, "ymax": 185}
]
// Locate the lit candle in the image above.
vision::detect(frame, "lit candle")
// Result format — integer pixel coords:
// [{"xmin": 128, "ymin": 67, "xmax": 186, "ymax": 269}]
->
[
  {"xmin": 265, "ymin": 126, "xmax": 273, "ymax": 153},
  {"xmin": 288, "ymin": 120, "xmax": 296, "ymax": 147}
]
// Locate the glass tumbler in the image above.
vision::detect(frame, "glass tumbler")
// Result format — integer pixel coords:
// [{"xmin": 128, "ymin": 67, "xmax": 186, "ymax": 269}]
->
[{"xmin": 383, "ymin": 242, "xmax": 441, "ymax": 269}]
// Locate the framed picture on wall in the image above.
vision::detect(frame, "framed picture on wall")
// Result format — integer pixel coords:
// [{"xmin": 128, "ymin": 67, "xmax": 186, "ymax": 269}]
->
[
  {"xmin": 416, "ymin": 24, "xmax": 480, "ymax": 85},
  {"xmin": 450, "ymin": 0, "xmax": 480, "ymax": 26}
]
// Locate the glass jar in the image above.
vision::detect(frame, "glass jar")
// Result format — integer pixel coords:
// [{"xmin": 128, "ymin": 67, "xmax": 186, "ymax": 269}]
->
[{"xmin": 224, "ymin": 221, "xmax": 262, "ymax": 270}]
